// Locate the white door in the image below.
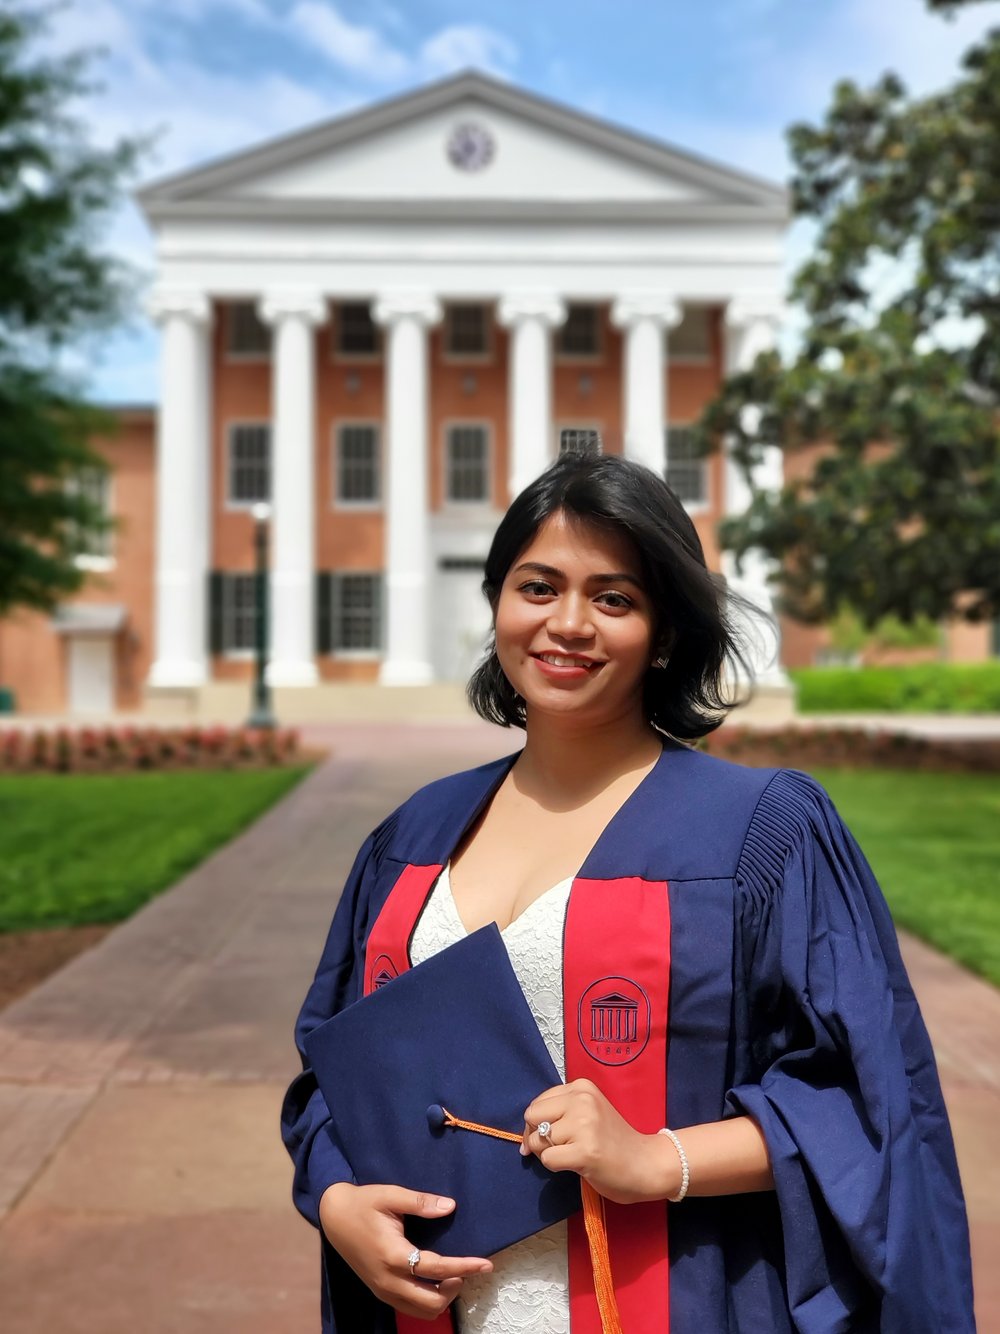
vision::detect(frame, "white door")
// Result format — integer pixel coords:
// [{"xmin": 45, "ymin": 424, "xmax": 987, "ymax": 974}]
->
[
  {"xmin": 432, "ymin": 563, "xmax": 493, "ymax": 682},
  {"xmin": 68, "ymin": 636, "xmax": 115, "ymax": 715}
]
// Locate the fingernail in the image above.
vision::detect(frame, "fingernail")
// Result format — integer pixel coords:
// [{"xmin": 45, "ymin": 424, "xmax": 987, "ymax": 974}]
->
[
  {"xmin": 518, "ymin": 1142, "xmax": 527, "ymax": 1156},
  {"xmin": 435, "ymin": 1196, "xmax": 454, "ymax": 1211}
]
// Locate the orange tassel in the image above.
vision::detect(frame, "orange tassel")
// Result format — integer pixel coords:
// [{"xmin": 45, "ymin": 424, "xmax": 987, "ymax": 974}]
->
[{"xmin": 440, "ymin": 1108, "xmax": 624, "ymax": 1334}]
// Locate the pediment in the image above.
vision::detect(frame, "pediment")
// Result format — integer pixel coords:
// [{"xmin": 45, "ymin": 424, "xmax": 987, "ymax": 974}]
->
[{"xmin": 138, "ymin": 72, "xmax": 786, "ymax": 222}]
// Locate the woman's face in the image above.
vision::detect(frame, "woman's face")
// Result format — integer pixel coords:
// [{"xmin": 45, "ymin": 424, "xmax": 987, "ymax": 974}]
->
[{"xmin": 493, "ymin": 509, "xmax": 659, "ymax": 727}]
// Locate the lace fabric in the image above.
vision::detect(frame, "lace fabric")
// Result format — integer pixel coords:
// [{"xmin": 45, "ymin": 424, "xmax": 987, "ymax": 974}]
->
[{"xmin": 410, "ymin": 866, "xmax": 574, "ymax": 1334}]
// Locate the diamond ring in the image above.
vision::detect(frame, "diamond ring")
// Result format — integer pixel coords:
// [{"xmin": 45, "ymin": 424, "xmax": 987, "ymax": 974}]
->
[
  {"xmin": 538, "ymin": 1120, "xmax": 552, "ymax": 1141},
  {"xmin": 407, "ymin": 1247, "xmax": 421, "ymax": 1276}
]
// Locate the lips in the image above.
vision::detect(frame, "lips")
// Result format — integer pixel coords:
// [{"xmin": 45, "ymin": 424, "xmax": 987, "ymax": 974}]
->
[{"xmin": 533, "ymin": 652, "xmax": 599, "ymax": 668}]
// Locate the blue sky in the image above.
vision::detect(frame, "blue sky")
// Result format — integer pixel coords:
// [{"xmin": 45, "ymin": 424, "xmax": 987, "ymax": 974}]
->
[{"xmin": 39, "ymin": 0, "xmax": 1000, "ymax": 403}]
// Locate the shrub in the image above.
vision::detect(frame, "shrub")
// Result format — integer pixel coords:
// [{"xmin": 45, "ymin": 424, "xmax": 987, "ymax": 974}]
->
[
  {"xmin": 701, "ymin": 724, "xmax": 1000, "ymax": 773},
  {"xmin": 0, "ymin": 725, "xmax": 305, "ymax": 774},
  {"xmin": 790, "ymin": 663, "xmax": 1000, "ymax": 714}
]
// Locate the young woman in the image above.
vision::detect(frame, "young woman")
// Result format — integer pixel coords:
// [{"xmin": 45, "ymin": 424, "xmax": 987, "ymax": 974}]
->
[{"xmin": 282, "ymin": 453, "xmax": 974, "ymax": 1333}]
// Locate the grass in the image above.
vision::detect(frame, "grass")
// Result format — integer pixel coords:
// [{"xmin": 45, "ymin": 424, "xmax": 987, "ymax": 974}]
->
[
  {"xmin": 811, "ymin": 768, "xmax": 1000, "ymax": 988},
  {"xmin": 0, "ymin": 765, "xmax": 314, "ymax": 932}
]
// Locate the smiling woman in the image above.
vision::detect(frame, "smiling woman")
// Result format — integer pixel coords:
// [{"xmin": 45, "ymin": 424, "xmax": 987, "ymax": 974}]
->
[{"xmin": 282, "ymin": 454, "xmax": 974, "ymax": 1334}]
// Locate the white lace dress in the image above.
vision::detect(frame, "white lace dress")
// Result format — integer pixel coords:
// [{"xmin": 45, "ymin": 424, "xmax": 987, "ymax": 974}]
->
[{"xmin": 410, "ymin": 864, "xmax": 574, "ymax": 1334}]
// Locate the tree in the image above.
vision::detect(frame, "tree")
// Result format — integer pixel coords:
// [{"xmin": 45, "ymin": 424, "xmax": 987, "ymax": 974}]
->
[
  {"xmin": 0, "ymin": 2, "xmax": 144, "ymax": 616},
  {"xmin": 698, "ymin": 0, "xmax": 1000, "ymax": 630}
]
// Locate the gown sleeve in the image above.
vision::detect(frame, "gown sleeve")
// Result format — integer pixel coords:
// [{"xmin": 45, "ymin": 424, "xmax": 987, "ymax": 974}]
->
[
  {"xmin": 280, "ymin": 830, "xmax": 381, "ymax": 1228},
  {"xmin": 725, "ymin": 769, "xmax": 975, "ymax": 1334}
]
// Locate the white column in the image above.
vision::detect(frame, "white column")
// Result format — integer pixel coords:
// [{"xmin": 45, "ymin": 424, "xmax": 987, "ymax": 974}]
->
[
  {"xmin": 611, "ymin": 295, "xmax": 682, "ymax": 473},
  {"xmin": 372, "ymin": 293, "xmax": 442, "ymax": 686},
  {"xmin": 723, "ymin": 298, "xmax": 788, "ymax": 685},
  {"xmin": 258, "ymin": 291, "xmax": 327, "ymax": 687},
  {"xmin": 147, "ymin": 289, "xmax": 212, "ymax": 688},
  {"xmin": 497, "ymin": 293, "xmax": 566, "ymax": 499}
]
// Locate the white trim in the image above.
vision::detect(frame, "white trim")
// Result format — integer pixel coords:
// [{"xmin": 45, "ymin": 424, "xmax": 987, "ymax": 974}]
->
[
  {"xmin": 326, "ymin": 569, "xmax": 385, "ymax": 658},
  {"xmin": 329, "ymin": 299, "xmax": 383, "ymax": 363},
  {"xmin": 554, "ymin": 302, "xmax": 604, "ymax": 364},
  {"xmin": 73, "ymin": 555, "xmax": 116, "ymax": 573},
  {"xmin": 137, "ymin": 72, "xmax": 788, "ymax": 211},
  {"xmin": 224, "ymin": 418, "xmax": 272, "ymax": 511},
  {"xmin": 441, "ymin": 301, "xmax": 495, "ymax": 365},
  {"xmin": 331, "ymin": 418, "xmax": 383, "ymax": 511},
  {"xmin": 665, "ymin": 421, "xmax": 710, "ymax": 513},
  {"xmin": 441, "ymin": 419, "xmax": 494, "ymax": 508},
  {"xmin": 555, "ymin": 420, "xmax": 605, "ymax": 460},
  {"xmin": 221, "ymin": 299, "xmax": 272, "ymax": 363}
]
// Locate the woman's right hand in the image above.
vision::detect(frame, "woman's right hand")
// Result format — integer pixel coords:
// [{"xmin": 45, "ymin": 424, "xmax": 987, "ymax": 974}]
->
[{"xmin": 319, "ymin": 1181, "xmax": 494, "ymax": 1320}]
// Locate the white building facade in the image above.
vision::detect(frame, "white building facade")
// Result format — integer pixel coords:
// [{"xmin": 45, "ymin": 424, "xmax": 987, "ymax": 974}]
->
[{"xmin": 138, "ymin": 73, "xmax": 788, "ymax": 702}]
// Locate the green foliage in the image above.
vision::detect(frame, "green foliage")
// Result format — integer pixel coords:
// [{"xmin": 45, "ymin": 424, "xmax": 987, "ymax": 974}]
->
[
  {"xmin": 697, "ymin": 0, "xmax": 1000, "ymax": 630},
  {"xmin": 0, "ymin": 4, "xmax": 146, "ymax": 615},
  {"xmin": 0, "ymin": 765, "xmax": 313, "ymax": 931},
  {"xmin": 827, "ymin": 605, "xmax": 943, "ymax": 656},
  {"xmin": 814, "ymin": 767, "xmax": 1000, "ymax": 987},
  {"xmin": 791, "ymin": 662, "xmax": 1000, "ymax": 712}
]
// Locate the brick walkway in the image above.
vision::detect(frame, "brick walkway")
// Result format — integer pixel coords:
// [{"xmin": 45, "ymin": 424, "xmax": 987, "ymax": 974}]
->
[{"xmin": 0, "ymin": 722, "xmax": 995, "ymax": 1331}]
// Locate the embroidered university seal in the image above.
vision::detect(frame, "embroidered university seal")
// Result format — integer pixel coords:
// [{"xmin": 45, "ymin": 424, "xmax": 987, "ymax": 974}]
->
[{"xmin": 578, "ymin": 974, "xmax": 650, "ymax": 1066}]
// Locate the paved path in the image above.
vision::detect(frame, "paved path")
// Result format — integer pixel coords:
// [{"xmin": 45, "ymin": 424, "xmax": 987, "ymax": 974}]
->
[{"xmin": 0, "ymin": 722, "xmax": 995, "ymax": 1331}]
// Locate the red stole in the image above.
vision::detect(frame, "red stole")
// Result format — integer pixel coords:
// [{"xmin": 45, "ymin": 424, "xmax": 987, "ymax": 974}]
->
[{"xmin": 363, "ymin": 864, "xmax": 671, "ymax": 1334}]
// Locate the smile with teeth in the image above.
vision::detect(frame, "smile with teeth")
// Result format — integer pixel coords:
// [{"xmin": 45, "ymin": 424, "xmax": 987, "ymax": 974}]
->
[{"xmin": 536, "ymin": 653, "xmax": 598, "ymax": 668}]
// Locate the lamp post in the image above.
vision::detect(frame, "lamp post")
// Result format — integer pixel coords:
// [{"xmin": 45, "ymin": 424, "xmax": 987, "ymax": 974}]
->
[{"xmin": 247, "ymin": 501, "xmax": 277, "ymax": 729}]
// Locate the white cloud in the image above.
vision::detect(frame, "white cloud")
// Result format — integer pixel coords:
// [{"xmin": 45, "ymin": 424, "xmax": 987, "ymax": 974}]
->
[
  {"xmin": 286, "ymin": 2, "xmax": 518, "ymax": 84},
  {"xmin": 288, "ymin": 0, "xmax": 410, "ymax": 81},
  {"xmin": 419, "ymin": 25, "xmax": 518, "ymax": 79}
]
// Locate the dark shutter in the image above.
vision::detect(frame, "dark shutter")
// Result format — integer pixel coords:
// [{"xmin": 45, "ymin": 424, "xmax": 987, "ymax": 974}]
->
[
  {"xmin": 208, "ymin": 571, "xmax": 225, "ymax": 655},
  {"xmin": 316, "ymin": 571, "xmax": 333, "ymax": 655}
]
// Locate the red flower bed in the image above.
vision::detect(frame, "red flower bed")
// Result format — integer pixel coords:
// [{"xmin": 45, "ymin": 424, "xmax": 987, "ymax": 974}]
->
[
  {"xmin": 0, "ymin": 725, "xmax": 301, "ymax": 774},
  {"xmin": 701, "ymin": 725, "xmax": 1000, "ymax": 773}
]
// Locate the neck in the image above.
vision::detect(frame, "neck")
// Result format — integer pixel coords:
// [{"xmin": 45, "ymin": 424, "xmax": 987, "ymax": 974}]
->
[{"xmin": 515, "ymin": 705, "xmax": 663, "ymax": 801}]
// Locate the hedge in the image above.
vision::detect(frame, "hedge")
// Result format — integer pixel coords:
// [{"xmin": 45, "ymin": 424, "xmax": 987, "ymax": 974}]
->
[
  {"xmin": 0, "ymin": 725, "xmax": 301, "ymax": 773},
  {"xmin": 789, "ymin": 662, "xmax": 1000, "ymax": 714}
]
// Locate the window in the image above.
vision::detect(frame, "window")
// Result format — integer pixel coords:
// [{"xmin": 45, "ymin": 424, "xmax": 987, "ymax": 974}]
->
[
  {"xmin": 665, "ymin": 426, "xmax": 707, "ymax": 505},
  {"xmin": 446, "ymin": 425, "xmax": 490, "ymax": 503},
  {"xmin": 210, "ymin": 572, "xmax": 260, "ymax": 653},
  {"xmin": 557, "ymin": 304, "xmax": 601, "ymax": 357},
  {"xmin": 228, "ymin": 423, "xmax": 271, "ymax": 504},
  {"xmin": 670, "ymin": 307, "xmax": 711, "ymax": 360},
  {"xmin": 335, "ymin": 424, "xmax": 380, "ymax": 504},
  {"xmin": 444, "ymin": 303, "xmax": 490, "ymax": 357},
  {"xmin": 336, "ymin": 302, "xmax": 380, "ymax": 356},
  {"xmin": 68, "ymin": 466, "xmax": 113, "ymax": 560},
  {"xmin": 559, "ymin": 428, "xmax": 602, "ymax": 456},
  {"xmin": 226, "ymin": 302, "xmax": 271, "ymax": 357},
  {"xmin": 325, "ymin": 572, "xmax": 383, "ymax": 652}
]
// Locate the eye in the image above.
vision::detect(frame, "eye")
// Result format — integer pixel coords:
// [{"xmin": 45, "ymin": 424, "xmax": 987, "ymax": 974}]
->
[
  {"xmin": 595, "ymin": 590, "xmax": 634, "ymax": 611},
  {"xmin": 518, "ymin": 579, "xmax": 556, "ymax": 598}
]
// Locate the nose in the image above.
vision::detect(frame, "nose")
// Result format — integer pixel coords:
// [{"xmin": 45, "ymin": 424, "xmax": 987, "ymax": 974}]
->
[{"xmin": 546, "ymin": 591, "xmax": 596, "ymax": 642}]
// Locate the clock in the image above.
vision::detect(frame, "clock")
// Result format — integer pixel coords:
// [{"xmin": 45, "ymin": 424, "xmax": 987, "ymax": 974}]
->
[{"xmin": 446, "ymin": 122, "xmax": 496, "ymax": 173}]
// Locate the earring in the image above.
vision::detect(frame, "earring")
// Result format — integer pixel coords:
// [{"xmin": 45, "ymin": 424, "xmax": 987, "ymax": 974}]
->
[{"xmin": 652, "ymin": 650, "xmax": 670, "ymax": 669}]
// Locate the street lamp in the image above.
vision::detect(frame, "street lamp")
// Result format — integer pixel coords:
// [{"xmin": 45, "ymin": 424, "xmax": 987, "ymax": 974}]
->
[{"xmin": 246, "ymin": 501, "xmax": 277, "ymax": 729}]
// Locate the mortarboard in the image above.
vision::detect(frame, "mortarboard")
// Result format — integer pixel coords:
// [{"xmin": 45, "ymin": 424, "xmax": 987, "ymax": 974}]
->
[{"xmin": 304, "ymin": 923, "xmax": 582, "ymax": 1259}]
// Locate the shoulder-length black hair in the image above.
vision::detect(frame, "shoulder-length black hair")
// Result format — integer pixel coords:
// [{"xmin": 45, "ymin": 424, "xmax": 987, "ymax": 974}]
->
[{"xmin": 467, "ymin": 451, "xmax": 768, "ymax": 739}]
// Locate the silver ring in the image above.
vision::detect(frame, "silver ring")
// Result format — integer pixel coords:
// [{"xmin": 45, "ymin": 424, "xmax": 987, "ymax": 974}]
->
[
  {"xmin": 407, "ymin": 1247, "xmax": 421, "ymax": 1276},
  {"xmin": 538, "ymin": 1120, "xmax": 552, "ymax": 1141}
]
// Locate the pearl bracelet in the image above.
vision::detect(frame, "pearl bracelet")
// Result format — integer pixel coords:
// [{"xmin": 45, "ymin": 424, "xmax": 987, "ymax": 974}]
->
[{"xmin": 658, "ymin": 1127, "xmax": 690, "ymax": 1203}]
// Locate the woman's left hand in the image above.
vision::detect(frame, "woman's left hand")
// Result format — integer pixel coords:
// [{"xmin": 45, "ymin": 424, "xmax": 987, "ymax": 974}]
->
[{"xmin": 521, "ymin": 1079, "xmax": 678, "ymax": 1205}]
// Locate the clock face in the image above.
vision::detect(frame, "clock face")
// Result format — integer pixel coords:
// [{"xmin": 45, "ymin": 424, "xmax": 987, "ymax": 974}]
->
[{"xmin": 446, "ymin": 122, "xmax": 495, "ymax": 173}]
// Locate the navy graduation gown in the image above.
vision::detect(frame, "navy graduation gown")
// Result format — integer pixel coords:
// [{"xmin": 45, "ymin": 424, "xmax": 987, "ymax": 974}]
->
[{"xmin": 280, "ymin": 741, "xmax": 975, "ymax": 1333}]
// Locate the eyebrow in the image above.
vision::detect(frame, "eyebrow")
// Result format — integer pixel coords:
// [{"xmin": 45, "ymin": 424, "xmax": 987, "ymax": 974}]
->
[{"xmin": 513, "ymin": 561, "xmax": 644, "ymax": 590}]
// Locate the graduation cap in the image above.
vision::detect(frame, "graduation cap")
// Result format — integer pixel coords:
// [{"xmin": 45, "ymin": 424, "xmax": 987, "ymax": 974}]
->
[{"xmin": 304, "ymin": 923, "xmax": 582, "ymax": 1259}]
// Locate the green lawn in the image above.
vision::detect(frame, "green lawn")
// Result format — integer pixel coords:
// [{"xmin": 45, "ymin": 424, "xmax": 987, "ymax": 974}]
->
[
  {"xmin": 0, "ymin": 766, "xmax": 314, "ymax": 932},
  {"xmin": 812, "ymin": 768, "xmax": 1000, "ymax": 988}
]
